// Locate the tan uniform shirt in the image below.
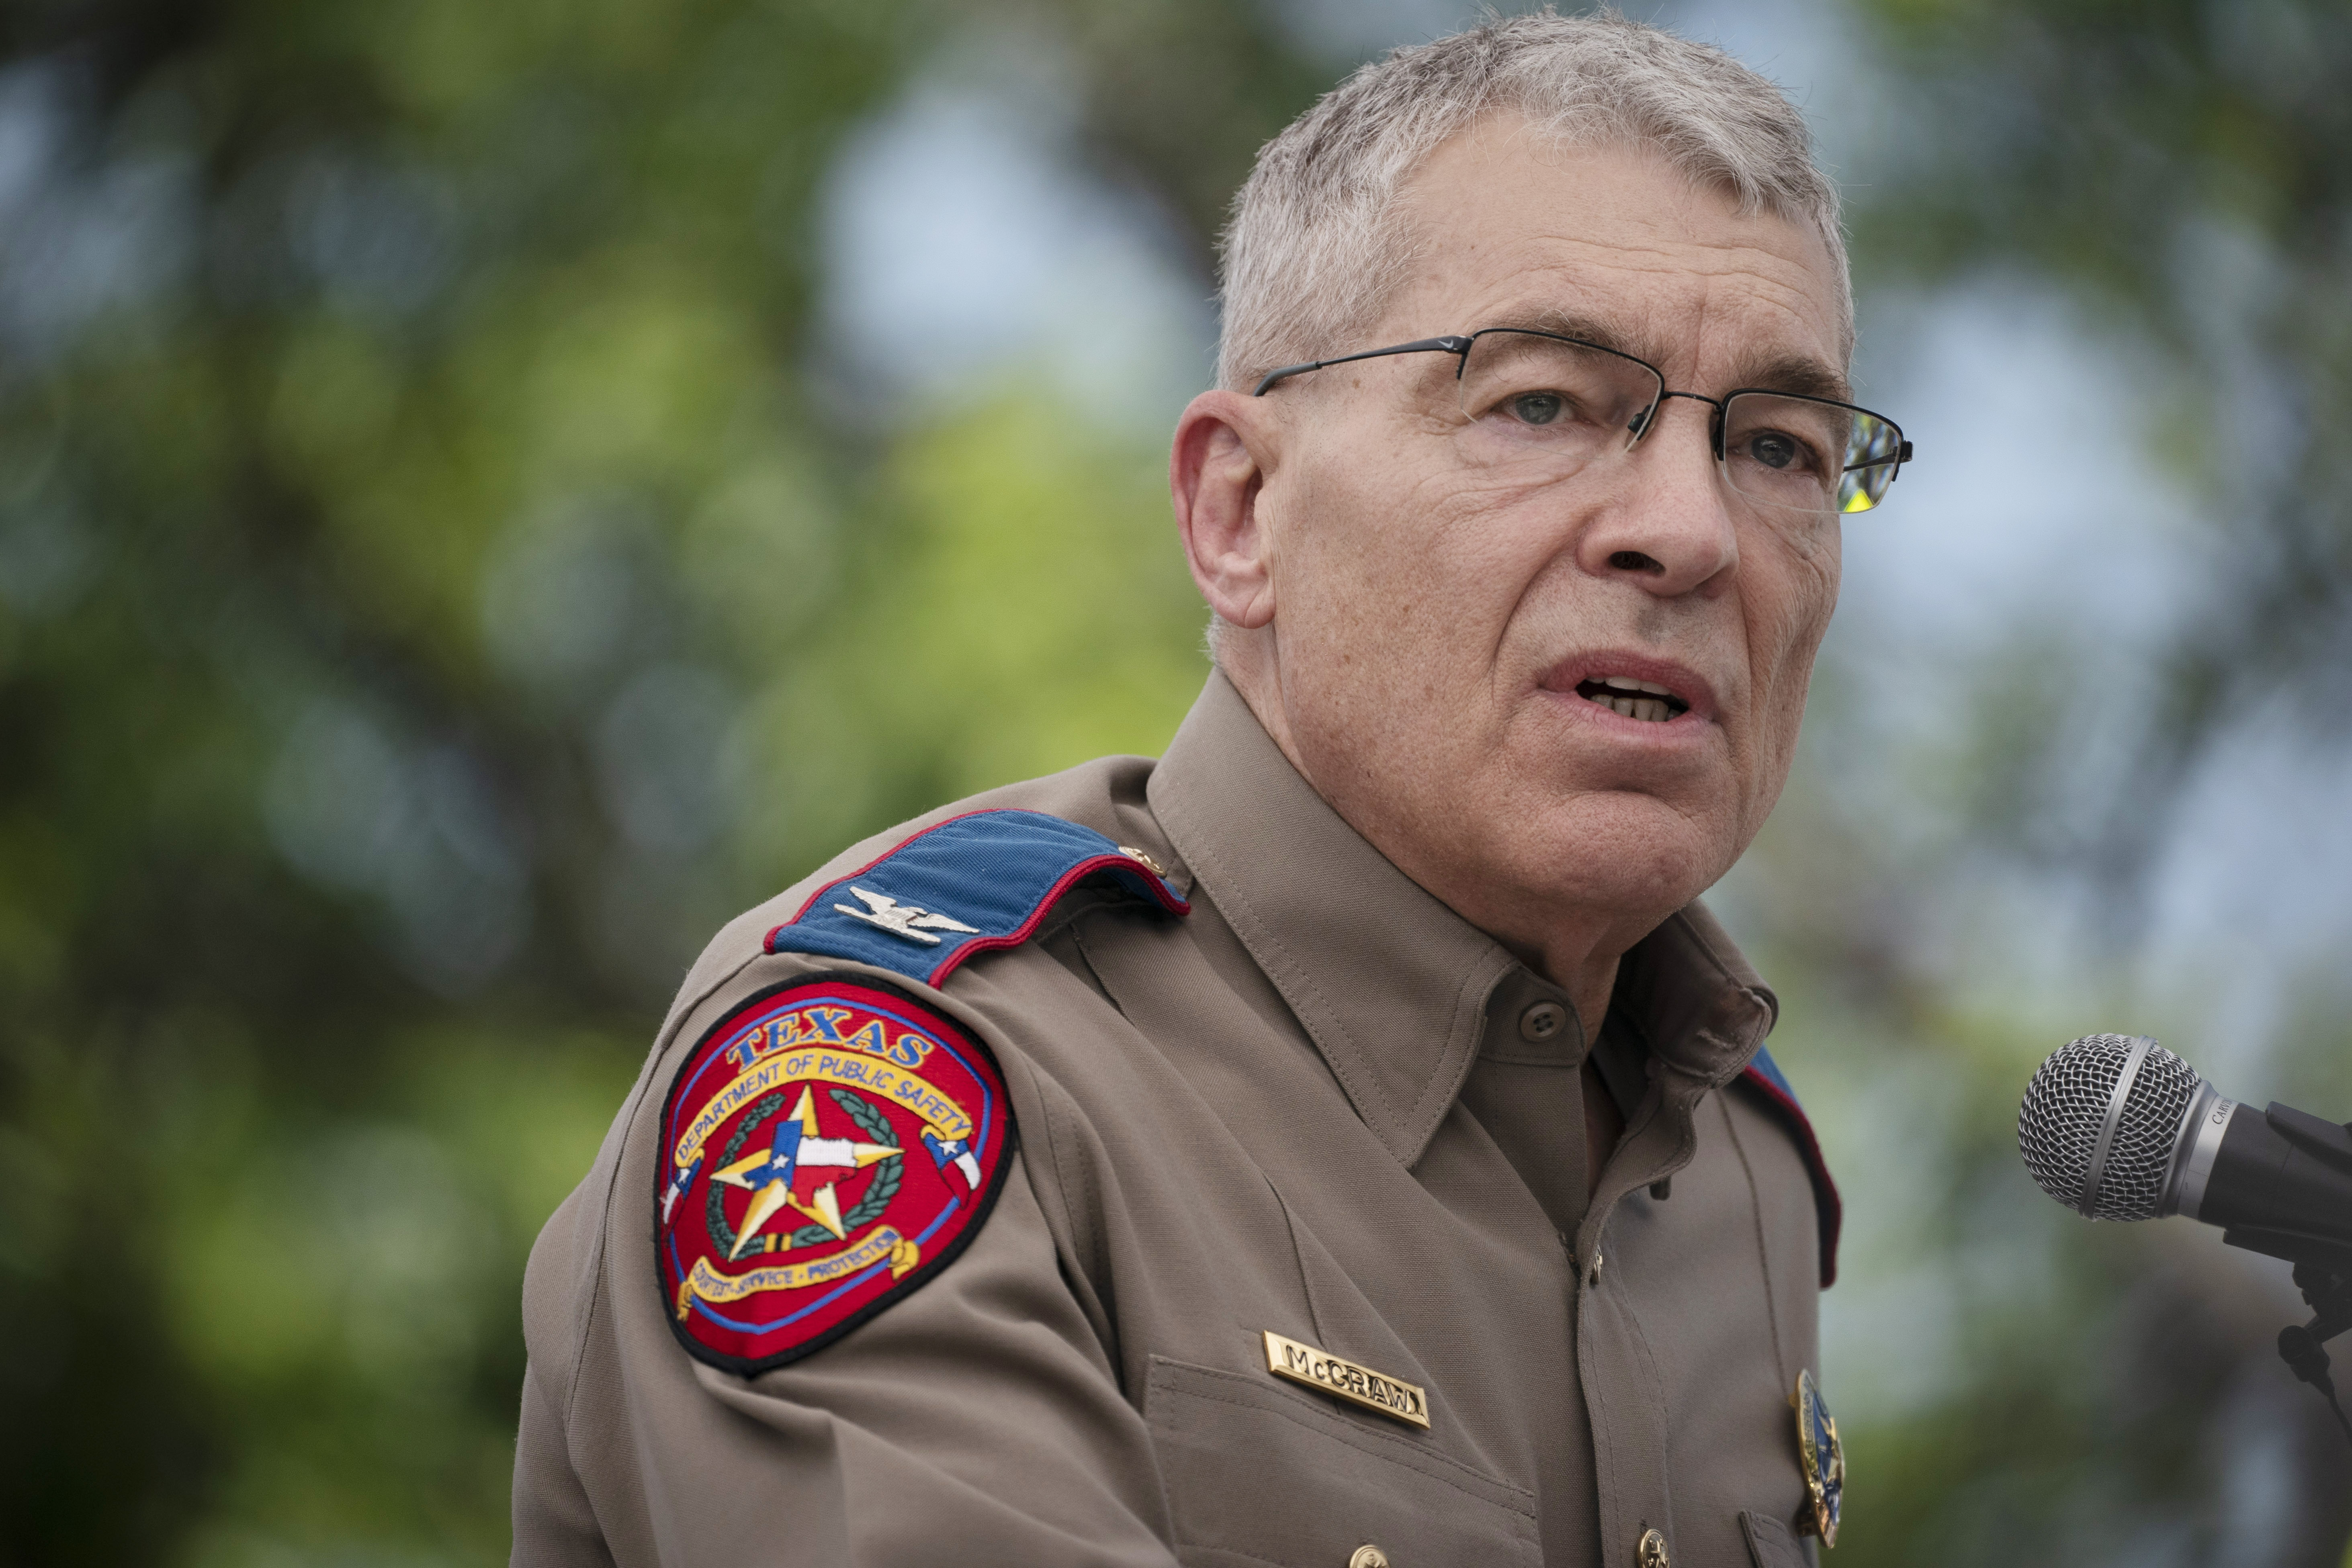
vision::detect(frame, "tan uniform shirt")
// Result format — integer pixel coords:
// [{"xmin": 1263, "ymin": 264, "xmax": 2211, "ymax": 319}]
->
[{"xmin": 514, "ymin": 671, "xmax": 1832, "ymax": 1568}]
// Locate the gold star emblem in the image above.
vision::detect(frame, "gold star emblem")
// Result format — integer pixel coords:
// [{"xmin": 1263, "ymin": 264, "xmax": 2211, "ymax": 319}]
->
[{"xmin": 712, "ymin": 1085, "xmax": 900, "ymax": 1257}]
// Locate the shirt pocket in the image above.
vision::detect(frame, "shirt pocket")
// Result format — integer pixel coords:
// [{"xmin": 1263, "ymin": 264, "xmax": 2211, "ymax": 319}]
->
[{"xmin": 1144, "ymin": 1356, "xmax": 1541, "ymax": 1568}]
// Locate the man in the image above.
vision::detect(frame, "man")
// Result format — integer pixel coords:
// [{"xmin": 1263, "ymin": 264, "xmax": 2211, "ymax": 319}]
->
[{"xmin": 513, "ymin": 14, "xmax": 1906, "ymax": 1567}]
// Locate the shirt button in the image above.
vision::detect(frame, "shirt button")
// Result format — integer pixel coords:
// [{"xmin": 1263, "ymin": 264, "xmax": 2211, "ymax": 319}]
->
[
  {"xmin": 1636, "ymin": 1526, "xmax": 1670, "ymax": 1568},
  {"xmin": 1518, "ymin": 1001, "xmax": 1568, "ymax": 1042},
  {"xmin": 1348, "ymin": 1547, "xmax": 1391, "ymax": 1568}
]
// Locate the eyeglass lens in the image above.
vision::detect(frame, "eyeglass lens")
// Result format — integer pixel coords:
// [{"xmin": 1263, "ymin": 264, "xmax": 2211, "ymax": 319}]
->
[{"xmin": 1452, "ymin": 331, "xmax": 1902, "ymax": 515}]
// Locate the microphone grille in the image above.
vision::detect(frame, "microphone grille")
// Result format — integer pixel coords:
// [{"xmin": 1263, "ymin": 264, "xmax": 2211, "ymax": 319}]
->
[{"xmin": 2018, "ymin": 1034, "xmax": 2201, "ymax": 1221}]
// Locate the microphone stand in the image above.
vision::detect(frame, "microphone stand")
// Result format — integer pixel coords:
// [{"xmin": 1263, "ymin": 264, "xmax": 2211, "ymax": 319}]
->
[
  {"xmin": 2278, "ymin": 1261, "xmax": 2352, "ymax": 1446},
  {"xmin": 2219, "ymin": 1105, "xmax": 2352, "ymax": 1449}
]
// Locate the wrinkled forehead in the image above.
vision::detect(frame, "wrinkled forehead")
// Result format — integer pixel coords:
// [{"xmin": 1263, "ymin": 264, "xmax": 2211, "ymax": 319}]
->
[{"xmin": 1381, "ymin": 123, "xmax": 1851, "ymax": 392}]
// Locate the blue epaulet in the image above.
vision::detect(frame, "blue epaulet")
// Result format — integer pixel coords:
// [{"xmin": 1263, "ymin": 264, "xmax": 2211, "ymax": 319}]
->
[
  {"xmin": 764, "ymin": 809, "xmax": 1189, "ymax": 987},
  {"xmin": 1740, "ymin": 1046, "xmax": 1843, "ymax": 1288}
]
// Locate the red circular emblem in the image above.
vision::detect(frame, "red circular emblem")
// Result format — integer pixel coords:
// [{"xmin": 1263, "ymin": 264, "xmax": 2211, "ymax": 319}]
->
[{"xmin": 655, "ymin": 976, "xmax": 1014, "ymax": 1373}]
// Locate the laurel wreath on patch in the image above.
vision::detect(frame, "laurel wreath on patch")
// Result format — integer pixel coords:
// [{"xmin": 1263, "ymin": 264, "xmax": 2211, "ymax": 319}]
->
[{"xmin": 704, "ymin": 1087, "xmax": 903, "ymax": 1259}]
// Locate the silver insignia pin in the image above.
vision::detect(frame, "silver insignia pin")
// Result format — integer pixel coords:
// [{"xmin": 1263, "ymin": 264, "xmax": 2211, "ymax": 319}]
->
[{"xmin": 834, "ymin": 885, "xmax": 982, "ymax": 946}]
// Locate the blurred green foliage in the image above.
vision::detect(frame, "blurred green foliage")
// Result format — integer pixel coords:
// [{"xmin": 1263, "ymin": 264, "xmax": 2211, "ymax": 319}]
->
[
  {"xmin": 1712, "ymin": 8, "xmax": 2352, "ymax": 1560},
  {"xmin": 0, "ymin": 0, "xmax": 2347, "ymax": 1564},
  {"xmin": 0, "ymin": 2, "xmax": 1311, "ymax": 1560},
  {"xmin": 1849, "ymin": 0, "xmax": 2352, "ymax": 916}
]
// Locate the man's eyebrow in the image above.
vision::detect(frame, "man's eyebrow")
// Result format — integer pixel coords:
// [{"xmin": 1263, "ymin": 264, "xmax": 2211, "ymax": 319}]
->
[
  {"xmin": 1731, "ymin": 352, "xmax": 1852, "ymax": 405},
  {"xmin": 1496, "ymin": 309, "xmax": 1656, "ymax": 362},
  {"xmin": 1487, "ymin": 312, "xmax": 1855, "ymax": 403}
]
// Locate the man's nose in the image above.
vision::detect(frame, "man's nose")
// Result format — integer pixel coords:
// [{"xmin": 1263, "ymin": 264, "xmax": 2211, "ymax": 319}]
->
[{"xmin": 1573, "ymin": 398, "xmax": 1740, "ymax": 596}]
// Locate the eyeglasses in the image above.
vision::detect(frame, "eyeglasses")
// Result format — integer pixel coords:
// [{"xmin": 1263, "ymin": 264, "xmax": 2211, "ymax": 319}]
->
[{"xmin": 1253, "ymin": 328, "xmax": 1913, "ymax": 516}]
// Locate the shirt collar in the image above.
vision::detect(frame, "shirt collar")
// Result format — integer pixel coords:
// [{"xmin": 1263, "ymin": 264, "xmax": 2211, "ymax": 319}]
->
[{"xmin": 1147, "ymin": 670, "xmax": 1777, "ymax": 1165}]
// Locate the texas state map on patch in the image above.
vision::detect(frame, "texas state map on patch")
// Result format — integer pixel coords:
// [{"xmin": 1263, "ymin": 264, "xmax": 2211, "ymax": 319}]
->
[{"xmin": 655, "ymin": 975, "xmax": 1015, "ymax": 1374}]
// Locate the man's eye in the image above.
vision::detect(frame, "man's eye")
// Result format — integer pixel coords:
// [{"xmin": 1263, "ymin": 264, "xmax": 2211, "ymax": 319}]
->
[
  {"xmin": 1746, "ymin": 431, "xmax": 1808, "ymax": 470},
  {"xmin": 1507, "ymin": 391, "xmax": 1567, "ymax": 426}
]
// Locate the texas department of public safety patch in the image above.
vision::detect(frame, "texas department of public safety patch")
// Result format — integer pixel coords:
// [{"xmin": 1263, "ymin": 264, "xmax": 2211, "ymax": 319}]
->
[{"xmin": 655, "ymin": 974, "xmax": 1014, "ymax": 1374}]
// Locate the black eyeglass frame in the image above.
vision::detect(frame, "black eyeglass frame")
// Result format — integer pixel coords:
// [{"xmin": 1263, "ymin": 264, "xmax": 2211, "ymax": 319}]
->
[{"xmin": 1252, "ymin": 328, "xmax": 1914, "ymax": 499}]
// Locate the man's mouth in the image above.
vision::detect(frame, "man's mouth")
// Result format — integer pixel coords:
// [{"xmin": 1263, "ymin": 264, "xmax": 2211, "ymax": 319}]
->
[{"xmin": 1574, "ymin": 674, "xmax": 1691, "ymax": 724}]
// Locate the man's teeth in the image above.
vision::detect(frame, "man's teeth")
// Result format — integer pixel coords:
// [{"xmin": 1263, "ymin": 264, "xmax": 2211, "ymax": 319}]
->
[{"xmin": 1577, "ymin": 673, "xmax": 1684, "ymax": 723}]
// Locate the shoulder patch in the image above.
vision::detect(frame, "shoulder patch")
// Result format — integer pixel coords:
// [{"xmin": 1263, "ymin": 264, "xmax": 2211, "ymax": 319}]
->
[
  {"xmin": 765, "ymin": 808, "xmax": 1189, "ymax": 985},
  {"xmin": 656, "ymin": 974, "xmax": 1015, "ymax": 1374},
  {"xmin": 1739, "ymin": 1046, "xmax": 1843, "ymax": 1289}
]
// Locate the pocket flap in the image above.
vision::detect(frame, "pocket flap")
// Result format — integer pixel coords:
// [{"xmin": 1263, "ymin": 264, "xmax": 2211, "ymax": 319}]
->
[
  {"xmin": 1146, "ymin": 1357, "xmax": 1539, "ymax": 1568},
  {"xmin": 1740, "ymin": 1509, "xmax": 1814, "ymax": 1568}
]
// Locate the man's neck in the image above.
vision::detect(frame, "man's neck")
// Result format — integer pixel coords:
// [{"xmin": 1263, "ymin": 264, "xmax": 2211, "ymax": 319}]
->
[
  {"xmin": 1221, "ymin": 646, "xmax": 1640, "ymax": 1034},
  {"xmin": 1541, "ymin": 948, "xmax": 1621, "ymax": 1054}
]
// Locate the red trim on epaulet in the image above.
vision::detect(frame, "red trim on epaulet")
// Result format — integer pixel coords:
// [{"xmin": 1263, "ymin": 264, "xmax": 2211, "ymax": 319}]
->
[
  {"xmin": 910, "ymin": 852, "xmax": 1177, "ymax": 986},
  {"xmin": 761, "ymin": 810, "xmax": 1189, "ymax": 987},
  {"xmin": 1740, "ymin": 1062, "xmax": 1844, "ymax": 1289}
]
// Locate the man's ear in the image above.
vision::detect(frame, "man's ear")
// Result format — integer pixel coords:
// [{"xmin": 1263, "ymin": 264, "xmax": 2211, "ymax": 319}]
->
[{"xmin": 1170, "ymin": 389, "xmax": 1278, "ymax": 630}]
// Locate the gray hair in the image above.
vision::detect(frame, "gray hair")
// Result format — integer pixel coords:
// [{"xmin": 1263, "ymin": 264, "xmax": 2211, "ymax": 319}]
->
[{"xmin": 1215, "ymin": 10, "xmax": 1850, "ymax": 395}]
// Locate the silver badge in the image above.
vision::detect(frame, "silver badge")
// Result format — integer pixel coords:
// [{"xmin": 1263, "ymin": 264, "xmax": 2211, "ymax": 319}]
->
[{"xmin": 834, "ymin": 886, "xmax": 982, "ymax": 946}]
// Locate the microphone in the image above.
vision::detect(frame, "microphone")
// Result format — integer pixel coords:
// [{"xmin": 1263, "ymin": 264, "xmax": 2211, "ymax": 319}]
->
[
  {"xmin": 2016, "ymin": 1034, "xmax": 2352, "ymax": 1243},
  {"xmin": 2017, "ymin": 1033, "xmax": 2352, "ymax": 1443}
]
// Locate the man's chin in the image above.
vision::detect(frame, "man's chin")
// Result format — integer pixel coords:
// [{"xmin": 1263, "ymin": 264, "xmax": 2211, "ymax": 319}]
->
[{"xmin": 1495, "ymin": 793, "xmax": 1735, "ymax": 915}]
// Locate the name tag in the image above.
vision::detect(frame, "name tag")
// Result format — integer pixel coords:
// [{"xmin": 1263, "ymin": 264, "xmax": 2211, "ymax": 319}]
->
[{"xmin": 1261, "ymin": 1330, "xmax": 1430, "ymax": 1429}]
